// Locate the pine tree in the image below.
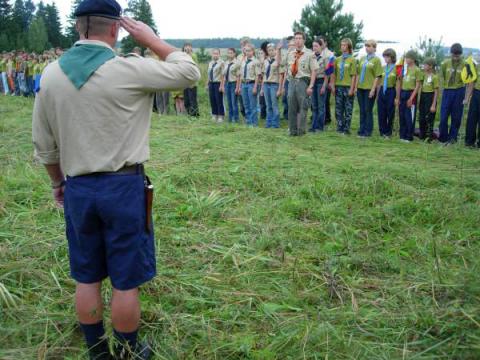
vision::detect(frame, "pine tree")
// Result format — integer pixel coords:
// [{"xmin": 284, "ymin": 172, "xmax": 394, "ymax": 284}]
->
[
  {"xmin": 11, "ymin": 0, "xmax": 26, "ymax": 48},
  {"xmin": 121, "ymin": 0, "xmax": 157, "ymax": 54},
  {"xmin": 0, "ymin": 0, "xmax": 13, "ymax": 50},
  {"xmin": 65, "ymin": 0, "xmax": 82, "ymax": 47},
  {"xmin": 293, "ymin": 0, "xmax": 363, "ymax": 54},
  {"xmin": 44, "ymin": 2, "xmax": 65, "ymax": 48},
  {"xmin": 27, "ymin": 15, "xmax": 48, "ymax": 53},
  {"xmin": 23, "ymin": 0, "xmax": 35, "ymax": 28}
]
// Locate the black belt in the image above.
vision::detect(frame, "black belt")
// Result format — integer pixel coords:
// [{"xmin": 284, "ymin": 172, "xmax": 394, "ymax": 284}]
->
[
  {"xmin": 228, "ymin": 81, "xmax": 237, "ymax": 84},
  {"xmin": 264, "ymin": 81, "xmax": 279, "ymax": 84},
  {"xmin": 79, "ymin": 164, "xmax": 145, "ymax": 177},
  {"xmin": 242, "ymin": 80, "xmax": 255, "ymax": 84}
]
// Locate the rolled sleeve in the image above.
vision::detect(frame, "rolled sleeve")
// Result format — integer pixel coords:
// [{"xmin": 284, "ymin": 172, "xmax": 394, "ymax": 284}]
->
[
  {"xmin": 131, "ymin": 51, "xmax": 201, "ymax": 92},
  {"xmin": 32, "ymin": 93, "xmax": 60, "ymax": 165}
]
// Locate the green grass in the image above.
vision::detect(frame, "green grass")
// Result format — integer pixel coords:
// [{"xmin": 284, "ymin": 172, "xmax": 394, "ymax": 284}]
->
[{"xmin": 0, "ymin": 92, "xmax": 479, "ymax": 360}]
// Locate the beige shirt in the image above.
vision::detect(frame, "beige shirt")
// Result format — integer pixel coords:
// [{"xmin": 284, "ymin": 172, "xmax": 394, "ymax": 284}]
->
[
  {"xmin": 262, "ymin": 57, "xmax": 285, "ymax": 83},
  {"xmin": 223, "ymin": 60, "xmax": 240, "ymax": 83},
  {"xmin": 207, "ymin": 59, "xmax": 225, "ymax": 83},
  {"xmin": 240, "ymin": 57, "xmax": 261, "ymax": 81},
  {"xmin": 286, "ymin": 47, "xmax": 319, "ymax": 80},
  {"xmin": 315, "ymin": 48, "xmax": 334, "ymax": 79},
  {"xmin": 32, "ymin": 40, "xmax": 201, "ymax": 177}
]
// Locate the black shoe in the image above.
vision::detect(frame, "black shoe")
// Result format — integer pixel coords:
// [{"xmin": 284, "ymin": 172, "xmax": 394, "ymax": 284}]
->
[
  {"xmin": 115, "ymin": 341, "xmax": 152, "ymax": 360},
  {"xmin": 89, "ymin": 341, "xmax": 113, "ymax": 360}
]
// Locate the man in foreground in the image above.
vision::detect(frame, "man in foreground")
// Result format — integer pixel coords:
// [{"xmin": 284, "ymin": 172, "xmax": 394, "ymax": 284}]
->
[{"xmin": 32, "ymin": 0, "xmax": 200, "ymax": 358}]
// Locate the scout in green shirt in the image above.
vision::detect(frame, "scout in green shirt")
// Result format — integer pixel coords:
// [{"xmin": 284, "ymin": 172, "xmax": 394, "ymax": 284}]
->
[
  {"xmin": 332, "ymin": 53, "xmax": 357, "ymax": 89},
  {"xmin": 464, "ymin": 62, "xmax": 480, "ymax": 147},
  {"xmin": 377, "ymin": 48, "xmax": 398, "ymax": 138},
  {"xmin": 356, "ymin": 40, "xmax": 383, "ymax": 92},
  {"xmin": 330, "ymin": 38, "xmax": 357, "ymax": 134},
  {"xmin": 439, "ymin": 43, "xmax": 467, "ymax": 144},
  {"xmin": 441, "ymin": 48, "xmax": 466, "ymax": 90},
  {"xmin": 398, "ymin": 50, "xmax": 422, "ymax": 142},
  {"xmin": 419, "ymin": 57, "xmax": 439, "ymax": 141},
  {"xmin": 356, "ymin": 39, "xmax": 383, "ymax": 137}
]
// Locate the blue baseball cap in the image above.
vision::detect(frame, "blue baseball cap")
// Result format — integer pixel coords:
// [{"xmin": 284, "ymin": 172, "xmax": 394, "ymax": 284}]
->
[{"xmin": 74, "ymin": 0, "xmax": 122, "ymax": 20}]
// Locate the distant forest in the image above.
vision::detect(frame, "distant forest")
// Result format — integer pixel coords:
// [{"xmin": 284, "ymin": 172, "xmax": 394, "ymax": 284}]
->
[{"xmin": 164, "ymin": 38, "xmax": 282, "ymax": 50}]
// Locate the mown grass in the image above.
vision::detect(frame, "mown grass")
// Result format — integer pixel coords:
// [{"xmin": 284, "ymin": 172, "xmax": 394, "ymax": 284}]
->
[{"xmin": 0, "ymin": 89, "xmax": 479, "ymax": 360}]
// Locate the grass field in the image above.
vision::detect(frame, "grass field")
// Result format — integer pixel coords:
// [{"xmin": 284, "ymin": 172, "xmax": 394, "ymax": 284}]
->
[{"xmin": 1, "ymin": 88, "xmax": 480, "ymax": 360}]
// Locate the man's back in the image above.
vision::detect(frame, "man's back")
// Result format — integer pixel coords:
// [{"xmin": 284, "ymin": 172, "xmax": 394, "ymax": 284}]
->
[{"xmin": 33, "ymin": 40, "xmax": 200, "ymax": 177}]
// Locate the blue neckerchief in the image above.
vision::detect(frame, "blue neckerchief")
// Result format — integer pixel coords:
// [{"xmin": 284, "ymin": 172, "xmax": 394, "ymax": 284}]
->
[
  {"xmin": 244, "ymin": 59, "xmax": 252, "ymax": 79},
  {"xmin": 360, "ymin": 54, "xmax": 375, "ymax": 84},
  {"xmin": 225, "ymin": 62, "xmax": 233, "ymax": 81},
  {"xmin": 340, "ymin": 54, "xmax": 352, "ymax": 81},
  {"xmin": 266, "ymin": 58, "xmax": 275, "ymax": 79},
  {"xmin": 209, "ymin": 62, "xmax": 217, "ymax": 82},
  {"xmin": 383, "ymin": 64, "xmax": 394, "ymax": 94}
]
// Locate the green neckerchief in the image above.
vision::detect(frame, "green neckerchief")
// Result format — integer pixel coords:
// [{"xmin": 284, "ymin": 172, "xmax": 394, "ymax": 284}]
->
[{"xmin": 59, "ymin": 43, "xmax": 116, "ymax": 89}]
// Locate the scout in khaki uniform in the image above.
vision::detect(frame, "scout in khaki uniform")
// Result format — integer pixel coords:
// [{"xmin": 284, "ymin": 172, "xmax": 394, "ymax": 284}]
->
[
  {"xmin": 182, "ymin": 43, "xmax": 200, "ymax": 117},
  {"xmin": 237, "ymin": 44, "xmax": 261, "ymax": 127},
  {"xmin": 330, "ymin": 38, "xmax": 357, "ymax": 135},
  {"xmin": 439, "ymin": 43, "xmax": 466, "ymax": 144},
  {"xmin": 261, "ymin": 43, "xmax": 285, "ymax": 128},
  {"xmin": 377, "ymin": 48, "xmax": 398, "ymax": 138},
  {"xmin": 221, "ymin": 48, "xmax": 241, "ymax": 122},
  {"xmin": 207, "ymin": 49, "xmax": 225, "ymax": 122},
  {"xmin": 356, "ymin": 39, "xmax": 383, "ymax": 137},
  {"xmin": 280, "ymin": 36, "xmax": 295, "ymax": 120},
  {"xmin": 32, "ymin": 1, "xmax": 200, "ymax": 358},
  {"xmin": 464, "ymin": 61, "xmax": 480, "ymax": 147},
  {"xmin": 286, "ymin": 32, "xmax": 318, "ymax": 136},
  {"xmin": 397, "ymin": 50, "xmax": 423, "ymax": 142},
  {"xmin": 310, "ymin": 36, "xmax": 334, "ymax": 132},
  {"xmin": 419, "ymin": 57, "xmax": 439, "ymax": 141}
]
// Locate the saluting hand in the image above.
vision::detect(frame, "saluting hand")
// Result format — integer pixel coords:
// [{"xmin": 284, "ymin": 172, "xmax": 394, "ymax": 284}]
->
[{"xmin": 120, "ymin": 17, "xmax": 158, "ymax": 48}]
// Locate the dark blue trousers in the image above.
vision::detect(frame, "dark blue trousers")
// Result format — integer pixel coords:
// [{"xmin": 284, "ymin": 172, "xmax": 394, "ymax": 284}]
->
[
  {"xmin": 357, "ymin": 88, "xmax": 376, "ymax": 136},
  {"xmin": 208, "ymin": 82, "xmax": 225, "ymax": 116},
  {"xmin": 399, "ymin": 90, "xmax": 416, "ymax": 141},
  {"xmin": 439, "ymin": 87, "xmax": 465, "ymax": 143},
  {"xmin": 377, "ymin": 87, "xmax": 396, "ymax": 136},
  {"xmin": 466, "ymin": 89, "xmax": 480, "ymax": 147}
]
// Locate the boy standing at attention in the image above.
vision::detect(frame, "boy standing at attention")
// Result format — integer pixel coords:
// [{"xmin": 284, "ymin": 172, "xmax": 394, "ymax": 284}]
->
[{"xmin": 439, "ymin": 43, "xmax": 466, "ymax": 144}]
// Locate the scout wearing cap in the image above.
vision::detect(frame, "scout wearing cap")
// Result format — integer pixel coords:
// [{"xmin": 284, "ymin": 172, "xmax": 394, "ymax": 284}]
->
[
  {"xmin": 32, "ymin": 1, "xmax": 200, "ymax": 359},
  {"xmin": 439, "ymin": 43, "xmax": 467, "ymax": 144}
]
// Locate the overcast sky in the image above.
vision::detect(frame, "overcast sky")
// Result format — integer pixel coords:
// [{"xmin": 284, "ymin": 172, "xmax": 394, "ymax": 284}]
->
[{"xmin": 48, "ymin": 0, "xmax": 478, "ymax": 48}]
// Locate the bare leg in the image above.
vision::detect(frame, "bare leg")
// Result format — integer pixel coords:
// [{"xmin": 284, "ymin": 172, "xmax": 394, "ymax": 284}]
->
[
  {"xmin": 111, "ymin": 288, "xmax": 140, "ymax": 333},
  {"xmin": 76, "ymin": 282, "xmax": 103, "ymax": 324}
]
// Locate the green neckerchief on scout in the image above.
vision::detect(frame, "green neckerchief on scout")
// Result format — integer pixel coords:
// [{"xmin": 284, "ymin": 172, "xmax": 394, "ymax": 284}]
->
[{"xmin": 59, "ymin": 40, "xmax": 116, "ymax": 90}]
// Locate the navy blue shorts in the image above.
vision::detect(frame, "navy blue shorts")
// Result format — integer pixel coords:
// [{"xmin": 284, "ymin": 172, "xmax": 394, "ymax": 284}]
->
[{"xmin": 64, "ymin": 172, "xmax": 156, "ymax": 291}]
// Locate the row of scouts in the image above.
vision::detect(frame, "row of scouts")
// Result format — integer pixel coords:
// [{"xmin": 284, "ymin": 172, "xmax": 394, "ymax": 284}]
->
[
  {"xmin": 0, "ymin": 49, "xmax": 62, "ymax": 97},
  {"xmin": 206, "ymin": 33, "xmax": 480, "ymax": 148}
]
